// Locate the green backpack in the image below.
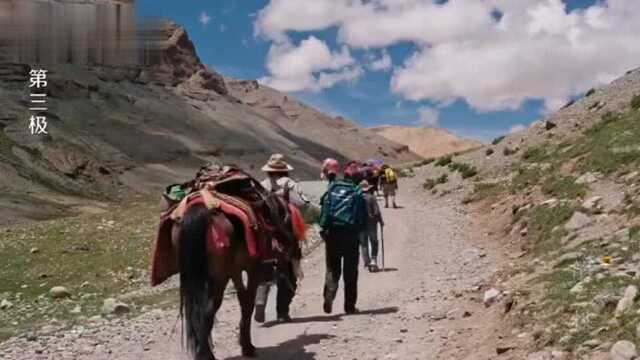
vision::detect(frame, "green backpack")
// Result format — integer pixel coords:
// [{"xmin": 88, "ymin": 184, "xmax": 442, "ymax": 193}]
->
[{"xmin": 319, "ymin": 180, "xmax": 363, "ymax": 229}]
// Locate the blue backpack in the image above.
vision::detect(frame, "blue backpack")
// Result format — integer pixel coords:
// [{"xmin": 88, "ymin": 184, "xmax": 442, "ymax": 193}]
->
[{"xmin": 320, "ymin": 181, "xmax": 363, "ymax": 229}]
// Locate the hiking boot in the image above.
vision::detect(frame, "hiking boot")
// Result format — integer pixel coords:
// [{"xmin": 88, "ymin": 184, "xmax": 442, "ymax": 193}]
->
[
  {"xmin": 277, "ymin": 314, "xmax": 292, "ymax": 323},
  {"xmin": 323, "ymin": 301, "xmax": 333, "ymax": 314},
  {"xmin": 254, "ymin": 304, "xmax": 266, "ymax": 323},
  {"xmin": 370, "ymin": 260, "xmax": 379, "ymax": 272},
  {"xmin": 345, "ymin": 307, "xmax": 360, "ymax": 315}
]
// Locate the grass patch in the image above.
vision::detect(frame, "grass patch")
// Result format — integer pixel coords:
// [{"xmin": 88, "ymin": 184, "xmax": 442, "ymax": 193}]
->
[
  {"xmin": 492, "ymin": 136, "xmax": 505, "ymax": 145},
  {"xmin": 632, "ymin": 94, "xmax": 640, "ymax": 110},
  {"xmin": 420, "ymin": 158, "xmax": 435, "ymax": 166},
  {"xmin": 510, "ymin": 166, "xmax": 544, "ymax": 192},
  {"xmin": 521, "ymin": 145, "xmax": 552, "ymax": 163},
  {"xmin": 423, "ymin": 174, "xmax": 448, "ymax": 190},
  {"xmin": 0, "ymin": 200, "xmax": 165, "ymax": 340},
  {"xmin": 541, "ymin": 176, "xmax": 587, "ymax": 199},
  {"xmin": 435, "ymin": 155, "xmax": 452, "ymax": 167},
  {"xmin": 529, "ymin": 204, "xmax": 574, "ymax": 254},
  {"xmin": 448, "ymin": 162, "xmax": 478, "ymax": 179}
]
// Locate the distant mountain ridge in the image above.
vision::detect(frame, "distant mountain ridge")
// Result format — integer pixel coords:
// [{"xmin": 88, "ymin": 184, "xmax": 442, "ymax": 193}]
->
[
  {"xmin": 370, "ymin": 125, "xmax": 482, "ymax": 159},
  {"xmin": 0, "ymin": 21, "xmax": 419, "ymax": 224}
]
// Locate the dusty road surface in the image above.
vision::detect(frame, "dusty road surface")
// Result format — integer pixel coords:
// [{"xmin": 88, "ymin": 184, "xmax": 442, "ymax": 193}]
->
[{"xmin": 1, "ymin": 180, "xmax": 503, "ymax": 360}]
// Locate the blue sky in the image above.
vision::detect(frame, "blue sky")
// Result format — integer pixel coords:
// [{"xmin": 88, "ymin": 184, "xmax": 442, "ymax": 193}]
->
[{"xmin": 136, "ymin": 0, "xmax": 639, "ymax": 142}]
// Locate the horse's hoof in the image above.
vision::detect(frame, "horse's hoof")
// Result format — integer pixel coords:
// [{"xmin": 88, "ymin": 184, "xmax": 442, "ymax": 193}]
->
[{"xmin": 242, "ymin": 344, "xmax": 257, "ymax": 357}]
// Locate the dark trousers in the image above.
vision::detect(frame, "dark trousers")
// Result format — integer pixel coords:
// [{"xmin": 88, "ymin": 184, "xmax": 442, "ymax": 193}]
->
[
  {"xmin": 360, "ymin": 223, "xmax": 379, "ymax": 266},
  {"xmin": 323, "ymin": 227, "xmax": 360, "ymax": 311},
  {"xmin": 255, "ymin": 262, "xmax": 297, "ymax": 317}
]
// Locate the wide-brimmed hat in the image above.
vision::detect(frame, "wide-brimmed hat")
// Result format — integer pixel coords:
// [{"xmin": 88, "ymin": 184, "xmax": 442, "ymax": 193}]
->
[
  {"xmin": 359, "ymin": 180, "xmax": 372, "ymax": 191},
  {"xmin": 261, "ymin": 154, "xmax": 294, "ymax": 172}
]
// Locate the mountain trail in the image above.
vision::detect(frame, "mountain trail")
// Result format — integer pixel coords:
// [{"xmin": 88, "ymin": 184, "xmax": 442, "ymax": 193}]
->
[{"xmin": 0, "ymin": 179, "xmax": 506, "ymax": 360}]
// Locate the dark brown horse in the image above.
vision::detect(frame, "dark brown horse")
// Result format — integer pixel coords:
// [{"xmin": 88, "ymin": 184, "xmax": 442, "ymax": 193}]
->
[{"xmin": 171, "ymin": 183, "xmax": 300, "ymax": 360}]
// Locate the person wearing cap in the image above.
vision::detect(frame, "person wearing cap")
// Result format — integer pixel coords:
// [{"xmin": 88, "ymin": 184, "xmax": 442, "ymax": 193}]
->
[
  {"xmin": 321, "ymin": 158, "xmax": 340, "ymax": 184},
  {"xmin": 359, "ymin": 180, "xmax": 384, "ymax": 272},
  {"xmin": 254, "ymin": 154, "xmax": 309, "ymax": 323}
]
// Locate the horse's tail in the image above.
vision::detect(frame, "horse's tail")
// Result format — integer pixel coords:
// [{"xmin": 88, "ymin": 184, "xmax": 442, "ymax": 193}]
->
[{"xmin": 178, "ymin": 202, "xmax": 212, "ymax": 356}]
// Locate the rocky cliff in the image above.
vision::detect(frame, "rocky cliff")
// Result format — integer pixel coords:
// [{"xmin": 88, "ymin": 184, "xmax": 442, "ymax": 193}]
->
[{"xmin": 0, "ymin": 22, "xmax": 419, "ymax": 223}]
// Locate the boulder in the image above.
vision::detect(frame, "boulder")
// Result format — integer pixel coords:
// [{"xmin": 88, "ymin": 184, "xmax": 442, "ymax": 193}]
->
[
  {"xmin": 49, "ymin": 286, "xmax": 71, "ymax": 299},
  {"xmin": 576, "ymin": 172, "xmax": 598, "ymax": 184},
  {"xmin": 615, "ymin": 285, "xmax": 638, "ymax": 317},
  {"xmin": 582, "ymin": 196, "xmax": 603, "ymax": 211},
  {"xmin": 484, "ymin": 288, "xmax": 501, "ymax": 307},
  {"xmin": 0, "ymin": 299, "xmax": 13, "ymax": 310},
  {"xmin": 564, "ymin": 212, "xmax": 592, "ymax": 232},
  {"xmin": 101, "ymin": 298, "xmax": 130, "ymax": 316},
  {"xmin": 610, "ymin": 340, "xmax": 637, "ymax": 360}
]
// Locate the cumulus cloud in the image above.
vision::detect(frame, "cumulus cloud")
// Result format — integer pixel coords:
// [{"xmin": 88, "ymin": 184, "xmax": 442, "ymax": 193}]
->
[
  {"xmin": 255, "ymin": 0, "xmax": 640, "ymax": 112},
  {"xmin": 199, "ymin": 12, "xmax": 211, "ymax": 26},
  {"xmin": 259, "ymin": 36, "xmax": 362, "ymax": 92},
  {"xmin": 416, "ymin": 106, "xmax": 440, "ymax": 127},
  {"xmin": 367, "ymin": 50, "xmax": 392, "ymax": 72}
]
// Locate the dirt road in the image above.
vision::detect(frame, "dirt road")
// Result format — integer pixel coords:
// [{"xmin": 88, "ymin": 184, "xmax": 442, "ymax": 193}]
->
[{"xmin": 1, "ymin": 180, "xmax": 503, "ymax": 360}]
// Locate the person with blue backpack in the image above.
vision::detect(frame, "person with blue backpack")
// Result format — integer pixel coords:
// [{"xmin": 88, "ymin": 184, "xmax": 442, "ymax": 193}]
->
[{"xmin": 319, "ymin": 164, "xmax": 367, "ymax": 314}]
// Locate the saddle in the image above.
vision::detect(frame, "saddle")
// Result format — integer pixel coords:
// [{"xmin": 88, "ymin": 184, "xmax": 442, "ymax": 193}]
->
[{"xmin": 151, "ymin": 163, "xmax": 306, "ymax": 286}]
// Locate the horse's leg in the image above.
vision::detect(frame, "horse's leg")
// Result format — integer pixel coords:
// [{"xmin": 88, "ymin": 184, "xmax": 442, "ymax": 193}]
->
[
  {"xmin": 196, "ymin": 276, "xmax": 227, "ymax": 360},
  {"xmin": 231, "ymin": 269, "xmax": 258, "ymax": 357}
]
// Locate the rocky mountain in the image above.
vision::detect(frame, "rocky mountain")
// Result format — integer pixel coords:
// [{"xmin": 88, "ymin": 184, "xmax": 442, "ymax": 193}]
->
[
  {"xmin": 370, "ymin": 125, "xmax": 482, "ymax": 159},
  {"xmin": 0, "ymin": 22, "xmax": 418, "ymax": 224},
  {"xmin": 407, "ymin": 66, "xmax": 640, "ymax": 359}
]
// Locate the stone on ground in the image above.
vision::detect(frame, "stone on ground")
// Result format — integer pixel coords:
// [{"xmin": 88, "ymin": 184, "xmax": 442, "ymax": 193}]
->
[
  {"xmin": 49, "ymin": 286, "xmax": 71, "ymax": 299},
  {"xmin": 610, "ymin": 340, "xmax": 637, "ymax": 360},
  {"xmin": 483, "ymin": 288, "xmax": 501, "ymax": 307},
  {"xmin": 615, "ymin": 285, "xmax": 638, "ymax": 317},
  {"xmin": 564, "ymin": 212, "xmax": 592, "ymax": 231},
  {"xmin": 101, "ymin": 298, "xmax": 130, "ymax": 316}
]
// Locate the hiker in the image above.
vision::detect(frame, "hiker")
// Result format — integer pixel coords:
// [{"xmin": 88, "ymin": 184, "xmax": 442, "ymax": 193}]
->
[
  {"xmin": 379, "ymin": 164, "xmax": 399, "ymax": 208},
  {"xmin": 254, "ymin": 154, "xmax": 308, "ymax": 323},
  {"xmin": 321, "ymin": 158, "xmax": 340, "ymax": 183},
  {"xmin": 359, "ymin": 180, "xmax": 384, "ymax": 272},
  {"xmin": 319, "ymin": 167, "xmax": 366, "ymax": 314}
]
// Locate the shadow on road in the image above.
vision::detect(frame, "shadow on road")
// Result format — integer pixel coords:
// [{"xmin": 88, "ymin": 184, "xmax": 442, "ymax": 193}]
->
[
  {"xmin": 345, "ymin": 306, "xmax": 399, "ymax": 317},
  {"xmin": 261, "ymin": 314, "xmax": 343, "ymax": 328},
  {"xmin": 225, "ymin": 333, "xmax": 335, "ymax": 360},
  {"xmin": 374, "ymin": 267, "xmax": 398, "ymax": 273}
]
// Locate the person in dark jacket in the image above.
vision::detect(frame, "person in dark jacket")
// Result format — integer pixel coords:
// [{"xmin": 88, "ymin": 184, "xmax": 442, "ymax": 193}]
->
[
  {"xmin": 359, "ymin": 180, "xmax": 384, "ymax": 272},
  {"xmin": 320, "ymin": 169, "xmax": 366, "ymax": 315}
]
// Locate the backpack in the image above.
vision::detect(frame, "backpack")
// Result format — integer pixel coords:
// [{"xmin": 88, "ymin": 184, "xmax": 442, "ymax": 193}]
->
[
  {"xmin": 319, "ymin": 181, "xmax": 363, "ymax": 229},
  {"xmin": 384, "ymin": 168, "xmax": 397, "ymax": 183}
]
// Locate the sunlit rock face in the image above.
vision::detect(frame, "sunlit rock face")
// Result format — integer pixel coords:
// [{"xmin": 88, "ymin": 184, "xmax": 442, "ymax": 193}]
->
[{"xmin": 0, "ymin": 0, "xmax": 141, "ymax": 66}]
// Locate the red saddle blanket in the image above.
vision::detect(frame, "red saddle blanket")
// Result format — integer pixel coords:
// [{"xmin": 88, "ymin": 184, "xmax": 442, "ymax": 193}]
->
[{"xmin": 150, "ymin": 191, "xmax": 306, "ymax": 287}]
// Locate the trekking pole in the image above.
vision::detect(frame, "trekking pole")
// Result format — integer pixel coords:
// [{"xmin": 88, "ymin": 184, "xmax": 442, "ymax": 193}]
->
[{"xmin": 380, "ymin": 224, "xmax": 385, "ymax": 270}]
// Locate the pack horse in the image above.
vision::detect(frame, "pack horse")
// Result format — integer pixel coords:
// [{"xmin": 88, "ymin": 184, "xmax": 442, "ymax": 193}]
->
[{"xmin": 150, "ymin": 164, "xmax": 306, "ymax": 360}]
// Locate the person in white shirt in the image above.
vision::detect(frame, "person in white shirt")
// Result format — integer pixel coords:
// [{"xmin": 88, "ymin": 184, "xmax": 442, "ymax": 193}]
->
[{"xmin": 255, "ymin": 154, "xmax": 309, "ymax": 323}]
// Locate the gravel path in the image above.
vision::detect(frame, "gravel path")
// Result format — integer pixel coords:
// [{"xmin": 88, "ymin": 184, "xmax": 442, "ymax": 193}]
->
[{"xmin": 0, "ymin": 179, "xmax": 502, "ymax": 360}]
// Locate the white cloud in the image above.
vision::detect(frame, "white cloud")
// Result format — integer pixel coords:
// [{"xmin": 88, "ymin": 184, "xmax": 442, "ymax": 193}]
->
[
  {"xmin": 416, "ymin": 106, "xmax": 440, "ymax": 127},
  {"xmin": 510, "ymin": 124, "xmax": 527, "ymax": 133},
  {"xmin": 255, "ymin": 0, "xmax": 640, "ymax": 112},
  {"xmin": 367, "ymin": 50, "xmax": 392, "ymax": 72},
  {"xmin": 259, "ymin": 36, "xmax": 362, "ymax": 92},
  {"xmin": 199, "ymin": 12, "xmax": 212, "ymax": 26}
]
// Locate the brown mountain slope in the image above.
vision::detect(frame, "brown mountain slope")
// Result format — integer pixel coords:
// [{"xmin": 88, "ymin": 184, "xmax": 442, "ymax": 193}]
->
[
  {"xmin": 370, "ymin": 125, "xmax": 482, "ymax": 159},
  {"xmin": 0, "ymin": 21, "xmax": 418, "ymax": 224},
  {"xmin": 224, "ymin": 79, "xmax": 417, "ymax": 164}
]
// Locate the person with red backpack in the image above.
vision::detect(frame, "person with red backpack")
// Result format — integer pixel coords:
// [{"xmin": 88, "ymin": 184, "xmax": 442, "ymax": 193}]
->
[{"xmin": 319, "ymin": 164, "xmax": 366, "ymax": 314}]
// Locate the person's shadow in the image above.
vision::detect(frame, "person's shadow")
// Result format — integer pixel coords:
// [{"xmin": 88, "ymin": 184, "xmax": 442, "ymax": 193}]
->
[
  {"xmin": 262, "ymin": 306, "xmax": 399, "ymax": 328},
  {"xmin": 225, "ymin": 333, "xmax": 335, "ymax": 360}
]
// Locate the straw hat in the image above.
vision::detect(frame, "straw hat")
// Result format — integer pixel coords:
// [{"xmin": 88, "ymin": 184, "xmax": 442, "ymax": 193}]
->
[
  {"xmin": 359, "ymin": 180, "xmax": 372, "ymax": 191},
  {"xmin": 261, "ymin": 154, "xmax": 294, "ymax": 172}
]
